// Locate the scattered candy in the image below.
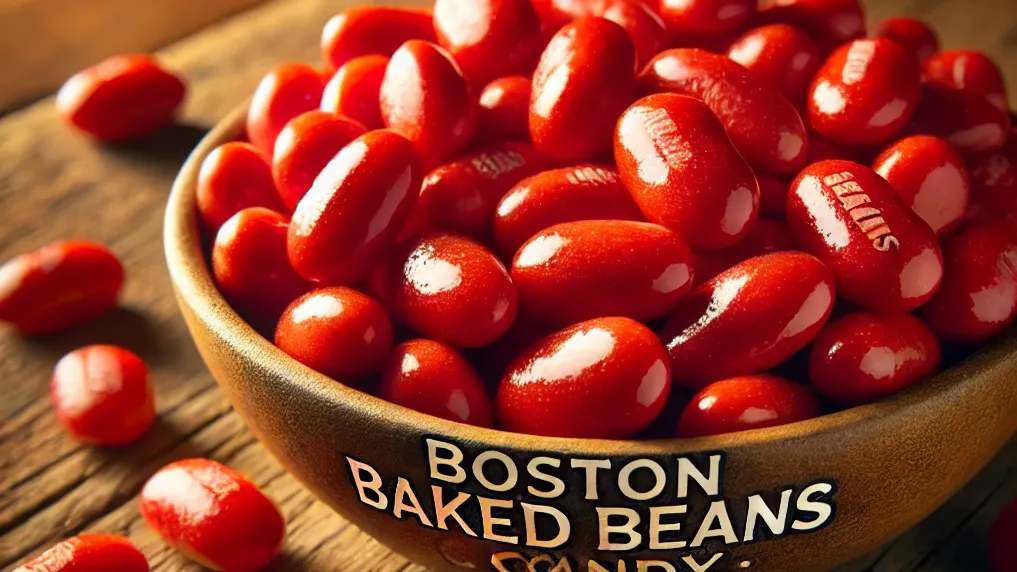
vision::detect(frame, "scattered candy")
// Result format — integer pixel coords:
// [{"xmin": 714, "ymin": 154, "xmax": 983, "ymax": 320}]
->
[{"xmin": 13, "ymin": 534, "xmax": 148, "ymax": 572}]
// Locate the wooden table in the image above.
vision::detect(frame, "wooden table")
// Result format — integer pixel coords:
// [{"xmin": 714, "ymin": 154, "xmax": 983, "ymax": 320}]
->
[{"xmin": 0, "ymin": 0, "xmax": 1014, "ymax": 570}]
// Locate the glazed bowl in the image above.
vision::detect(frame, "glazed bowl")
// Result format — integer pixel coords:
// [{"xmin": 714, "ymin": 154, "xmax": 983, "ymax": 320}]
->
[{"xmin": 165, "ymin": 105, "xmax": 1017, "ymax": 572}]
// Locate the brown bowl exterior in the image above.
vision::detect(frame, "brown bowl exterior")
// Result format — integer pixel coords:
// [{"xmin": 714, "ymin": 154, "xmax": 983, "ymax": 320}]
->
[{"xmin": 165, "ymin": 106, "xmax": 1017, "ymax": 572}]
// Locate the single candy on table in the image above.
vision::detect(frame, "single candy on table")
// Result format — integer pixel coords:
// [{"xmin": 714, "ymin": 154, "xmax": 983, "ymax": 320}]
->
[{"xmin": 13, "ymin": 534, "xmax": 149, "ymax": 572}]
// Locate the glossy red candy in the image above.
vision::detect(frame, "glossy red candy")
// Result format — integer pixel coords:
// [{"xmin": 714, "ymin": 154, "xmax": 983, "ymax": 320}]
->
[
  {"xmin": 969, "ymin": 135, "xmax": 1017, "ymax": 214},
  {"xmin": 675, "ymin": 374, "xmax": 821, "ymax": 438},
  {"xmin": 757, "ymin": 173, "xmax": 790, "ymax": 218},
  {"xmin": 614, "ymin": 93, "xmax": 760, "ymax": 250},
  {"xmin": 873, "ymin": 17, "xmax": 939, "ymax": 64},
  {"xmin": 529, "ymin": 17, "xmax": 636, "ymax": 163},
  {"xmin": 0, "ymin": 241, "xmax": 123, "ymax": 335},
  {"xmin": 529, "ymin": 0, "xmax": 603, "ymax": 33},
  {"xmin": 414, "ymin": 143, "xmax": 546, "ymax": 240},
  {"xmin": 695, "ymin": 219, "xmax": 794, "ymax": 284},
  {"xmin": 493, "ymin": 164, "xmax": 645, "ymax": 259},
  {"xmin": 924, "ymin": 49, "xmax": 1008, "ymax": 111},
  {"xmin": 50, "ymin": 345, "xmax": 154, "ymax": 446},
  {"xmin": 56, "ymin": 54, "xmax": 185, "ymax": 142},
  {"xmin": 727, "ymin": 24, "xmax": 821, "ymax": 106},
  {"xmin": 141, "ymin": 459, "xmax": 285, "ymax": 572},
  {"xmin": 921, "ymin": 222, "xmax": 1017, "ymax": 344},
  {"xmin": 320, "ymin": 55, "xmax": 388, "ymax": 130},
  {"xmin": 433, "ymin": 0, "xmax": 544, "ymax": 88},
  {"xmin": 275, "ymin": 287, "xmax": 393, "ymax": 382},
  {"xmin": 287, "ymin": 130, "xmax": 422, "ymax": 285},
  {"xmin": 246, "ymin": 63, "xmax": 325, "ymax": 155},
  {"xmin": 807, "ymin": 39, "xmax": 921, "ymax": 146},
  {"xmin": 272, "ymin": 111, "xmax": 367, "ymax": 210},
  {"xmin": 872, "ymin": 135, "xmax": 970, "ymax": 237},
  {"xmin": 13, "ymin": 534, "xmax": 149, "ymax": 572},
  {"xmin": 601, "ymin": 0, "xmax": 670, "ymax": 70},
  {"xmin": 639, "ymin": 48, "xmax": 809, "ymax": 175},
  {"xmin": 512, "ymin": 220, "xmax": 695, "ymax": 325},
  {"xmin": 906, "ymin": 83, "xmax": 1012, "ymax": 156},
  {"xmin": 758, "ymin": 0, "xmax": 865, "ymax": 53},
  {"xmin": 197, "ymin": 142, "xmax": 286, "ymax": 230},
  {"xmin": 321, "ymin": 6, "xmax": 435, "ymax": 70},
  {"xmin": 662, "ymin": 251, "xmax": 834, "ymax": 388},
  {"xmin": 496, "ymin": 317, "xmax": 671, "ymax": 438},
  {"xmin": 213, "ymin": 208, "xmax": 310, "ymax": 331},
  {"xmin": 808, "ymin": 312, "xmax": 940, "ymax": 405},
  {"xmin": 373, "ymin": 234, "xmax": 518, "ymax": 348},
  {"xmin": 380, "ymin": 40, "xmax": 477, "ymax": 167},
  {"xmin": 786, "ymin": 160, "xmax": 944, "ymax": 312},
  {"xmin": 379, "ymin": 339, "xmax": 494, "ymax": 427},
  {"xmin": 658, "ymin": 0, "xmax": 756, "ymax": 37},
  {"xmin": 476, "ymin": 76, "xmax": 532, "ymax": 144},
  {"xmin": 990, "ymin": 500, "xmax": 1017, "ymax": 572}
]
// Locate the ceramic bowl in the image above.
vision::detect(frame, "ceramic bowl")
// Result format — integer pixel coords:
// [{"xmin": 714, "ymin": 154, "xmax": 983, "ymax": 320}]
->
[{"xmin": 165, "ymin": 105, "xmax": 1017, "ymax": 572}]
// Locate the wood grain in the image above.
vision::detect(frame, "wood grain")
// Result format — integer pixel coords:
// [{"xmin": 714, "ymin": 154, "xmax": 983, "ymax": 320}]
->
[
  {"xmin": 0, "ymin": 0, "xmax": 1013, "ymax": 570},
  {"xmin": 0, "ymin": 0, "xmax": 268, "ymax": 112}
]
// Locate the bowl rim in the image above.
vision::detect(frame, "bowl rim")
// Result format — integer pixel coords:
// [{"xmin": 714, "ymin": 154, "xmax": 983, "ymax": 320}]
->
[{"xmin": 164, "ymin": 103, "xmax": 999, "ymax": 456}]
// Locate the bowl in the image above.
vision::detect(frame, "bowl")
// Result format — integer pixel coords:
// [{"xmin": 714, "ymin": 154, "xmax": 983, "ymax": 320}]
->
[{"xmin": 165, "ymin": 105, "xmax": 1017, "ymax": 572}]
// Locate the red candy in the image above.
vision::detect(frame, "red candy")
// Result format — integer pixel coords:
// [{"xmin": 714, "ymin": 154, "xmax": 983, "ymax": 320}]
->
[
  {"xmin": 141, "ymin": 459, "xmax": 285, "ymax": 572},
  {"xmin": 727, "ymin": 24, "xmax": 822, "ymax": 106},
  {"xmin": 380, "ymin": 40, "xmax": 478, "ymax": 167},
  {"xmin": 639, "ymin": 48, "xmax": 809, "ymax": 175},
  {"xmin": 601, "ymin": 0, "xmax": 670, "ymax": 71},
  {"xmin": 872, "ymin": 135, "xmax": 970, "ymax": 238},
  {"xmin": 493, "ymin": 164, "xmax": 645, "ymax": 259},
  {"xmin": 808, "ymin": 312, "xmax": 940, "ymax": 405},
  {"xmin": 0, "ymin": 241, "xmax": 123, "ymax": 335},
  {"xmin": 758, "ymin": 0, "xmax": 865, "ymax": 53},
  {"xmin": 275, "ymin": 287, "xmax": 393, "ymax": 382},
  {"xmin": 874, "ymin": 17, "xmax": 939, "ymax": 64},
  {"xmin": 56, "ymin": 54, "xmax": 185, "ymax": 142},
  {"xmin": 197, "ymin": 142, "xmax": 286, "ymax": 230},
  {"xmin": 272, "ymin": 111, "xmax": 366, "ymax": 210},
  {"xmin": 786, "ymin": 160, "xmax": 944, "ymax": 312},
  {"xmin": 320, "ymin": 55, "xmax": 388, "ymax": 130},
  {"xmin": 212, "ymin": 208, "xmax": 310, "ymax": 331},
  {"xmin": 906, "ymin": 83, "xmax": 1012, "ymax": 156},
  {"xmin": 676, "ymin": 374, "xmax": 821, "ymax": 438},
  {"xmin": 287, "ymin": 130, "xmax": 423, "ymax": 285},
  {"xmin": 695, "ymin": 219, "xmax": 794, "ymax": 283},
  {"xmin": 614, "ymin": 93, "xmax": 759, "ymax": 250},
  {"xmin": 246, "ymin": 63, "xmax": 326, "ymax": 155},
  {"xmin": 921, "ymin": 222, "xmax": 1017, "ymax": 344},
  {"xmin": 991, "ymin": 500, "xmax": 1017, "ymax": 572},
  {"xmin": 321, "ymin": 6, "xmax": 436, "ymax": 70},
  {"xmin": 414, "ymin": 142, "xmax": 546, "ymax": 240},
  {"xmin": 496, "ymin": 317, "xmax": 671, "ymax": 438},
  {"xmin": 530, "ymin": 0, "xmax": 600, "ymax": 32},
  {"xmin": 924, "ymin": 49, "xmax": 1008, "ymax": 112},
  {"xmin": 512, "ymin": 220, "xmax": 694, "ymax": 326},
  {"xmin": 379, "ymin": 338, "xmax": 494, "ymax": 427},
  {"xmin": 663, "ymin": 251, "xmax": 835, "ymax": 389},
  {"xmin": 433, "ymin": 0, "xmax": 544, "ymax": 88},
  {"xmin": 807, "ymin": 39, "xmax": 921, "ymax": 146},
  {"xmin": 50, "ymin": 345, "xmax": 154, "ymax": 446},
  {"xmin": 13, "ymin": 534, "xmax": 149, "ymax": 572},
  {"xmin": 529, "ymin": 17, "xmax": 636, "ymax": 162},
  {"xmin": 373, "ymin": 233, "xmax": 518, "ymax": 348},
  {"xmin": 657, "ymin": 0, "xmax": 756, "ymax": 37},
  {"xmin": 476, "ymin": 76, "xmax": 532, "ymax": 144}
]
